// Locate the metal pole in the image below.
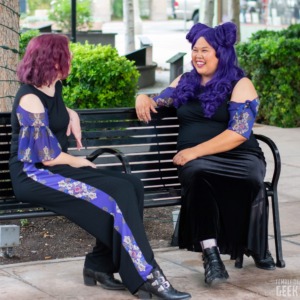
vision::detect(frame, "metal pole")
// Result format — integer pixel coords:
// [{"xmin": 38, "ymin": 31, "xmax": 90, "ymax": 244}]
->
[{"xmin": 71, "ymin": 0, "xmax": 76, "ymax": 42}]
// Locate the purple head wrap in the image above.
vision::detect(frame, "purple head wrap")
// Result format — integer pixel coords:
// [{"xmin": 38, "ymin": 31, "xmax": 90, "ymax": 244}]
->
[
  {"xmin": 172, "ymin": 22, "xmax": 245, "ymax": 118},
  {"xmin": 186, "ymin": 22, "xmax": 237, "ymax": 49}
]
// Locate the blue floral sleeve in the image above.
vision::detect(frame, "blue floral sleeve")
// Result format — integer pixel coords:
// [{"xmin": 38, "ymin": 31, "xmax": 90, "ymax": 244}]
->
[
  {"xmin": 153, "ymin": 87, "xmax": 175, "ymax": 107},
  {"xmin": 227, "ymin": 99, "xmax": 259, "ymax": 139},
  {"xmin": 16, "ymin": 105, "xmax": 62, "ymax": 163}
]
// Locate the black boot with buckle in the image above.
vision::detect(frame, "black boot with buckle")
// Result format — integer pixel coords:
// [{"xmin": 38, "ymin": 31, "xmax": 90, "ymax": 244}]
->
[
  {"xmin": 202, "ymin": 246, "xmax": 229, "ymax": 286},
  {"xmin": 138, "ymin": 265, "xmax": 191, "ymax": 299},
  {"xmin": 83, "ymin": 267, "xmax": 125, "ymax": 290}
]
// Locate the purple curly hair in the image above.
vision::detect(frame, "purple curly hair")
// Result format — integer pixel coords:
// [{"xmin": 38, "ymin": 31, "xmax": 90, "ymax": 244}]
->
[
  {"xmin": 172, "ymin": 22, "xmax": 245, "ymax": 117},
  {"xmin": 17, "ymin": 33, "xmax": 71, "ymax": 87}
]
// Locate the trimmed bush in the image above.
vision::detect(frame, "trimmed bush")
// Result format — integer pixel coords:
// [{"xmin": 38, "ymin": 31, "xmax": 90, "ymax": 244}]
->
[
  {"xmin": 63, "ymin": 42, "xmax": 140, "ymax": 108},
  {"xmin": 236, "ymin": 24, "xmax": 300, "ymax": 127},
  {"xmin": 19, "ymin": 29, "xmax": 39, "ymax": 58}
]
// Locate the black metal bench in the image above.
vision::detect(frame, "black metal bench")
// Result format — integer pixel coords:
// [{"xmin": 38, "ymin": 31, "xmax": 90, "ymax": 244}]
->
[{"xmin": 0, "ymin": 107, "xmax": 285, "ymax": 267}]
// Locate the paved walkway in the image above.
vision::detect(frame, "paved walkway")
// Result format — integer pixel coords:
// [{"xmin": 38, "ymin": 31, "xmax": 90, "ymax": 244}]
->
[{"xmin": 1, "ymin": 20, "xmax": 299, "ymax": 299}]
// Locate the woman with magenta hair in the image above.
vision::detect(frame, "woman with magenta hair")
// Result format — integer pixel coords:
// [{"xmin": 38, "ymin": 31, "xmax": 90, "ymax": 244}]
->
[
  {"xmin": 9, "ymin": 33, "xmax": 191, "ymax": 300},
  {"xmin": 136, "ymin": 22, "xmax": 276, "ymax": 286}
]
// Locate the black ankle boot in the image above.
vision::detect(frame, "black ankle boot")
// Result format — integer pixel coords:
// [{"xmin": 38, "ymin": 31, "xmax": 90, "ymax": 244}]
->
[
  {"xmin": 83, "ymin": 267, "xmax": 125, "ymax": 290},
  {"xmin": 249, "ymin": 250, "xmax": 276, "ymax": 270},
  {"xmin": 138, "ymin": 266, "xmax": 191, "ymax": 299},
  {"xmin": 202, "ymin": 246, "xmax": 229, "ymax": 286}
]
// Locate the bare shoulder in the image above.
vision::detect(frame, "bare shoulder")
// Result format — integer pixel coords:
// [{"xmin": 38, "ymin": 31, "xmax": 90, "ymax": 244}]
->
[
  {"xmin": 230, "ymin": 77, "xmax": 258, "ymax": 103},
  {"xmin": 19, "ymin": 94, "xmax": 45, "ymax": 113},
  {"xmin": 169, "ymin": 74, "xmax": 183, "ymax": 87}
]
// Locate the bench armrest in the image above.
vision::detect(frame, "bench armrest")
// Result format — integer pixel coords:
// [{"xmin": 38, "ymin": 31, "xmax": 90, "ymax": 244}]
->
[
  {"xmin": 86, "ymin": 147, "xmax": 132, "ymax": 174},
  {"xmin": 254, "ymin": 134, "xmax": 281, "ymax": 190}
]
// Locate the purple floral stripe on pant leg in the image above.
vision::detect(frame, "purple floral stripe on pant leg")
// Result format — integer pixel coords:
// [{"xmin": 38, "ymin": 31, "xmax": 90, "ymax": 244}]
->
[{"xmin": 23, "ymin": 163, "xmax": 153, "ymax": 280}]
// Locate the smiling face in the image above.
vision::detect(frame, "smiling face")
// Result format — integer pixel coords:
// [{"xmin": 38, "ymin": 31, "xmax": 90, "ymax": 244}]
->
[{"xmin": 191, "ymin": 37, "xmax": 219, "ymax": 85}]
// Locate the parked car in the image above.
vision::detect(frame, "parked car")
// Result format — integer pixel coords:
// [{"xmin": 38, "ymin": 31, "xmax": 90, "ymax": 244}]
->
[{"xmin": 173, "ymin": 0, "xmax": 201, "ymax": 24}]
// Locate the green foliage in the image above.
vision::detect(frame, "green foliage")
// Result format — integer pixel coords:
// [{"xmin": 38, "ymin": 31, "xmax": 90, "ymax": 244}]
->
[
  {"xmin": 249, "ymin": 24, "xmax": 300, "ymax": 41},
  {"xmin": 63, "ymin": 42, "xmax": 140, "ymax": 109},
  {"xmin": 236, "ymin": 24, "xmax": 300, "ymax": 128},
  {"xmin": 48, "ymin": 0, "xmax": 92, "ymax": 32},
  {"xmin": 248, "ymin": 29, "xmax": 280, "ymax": 41},
  {"xmin": 112, "ymin": 0, "xmax": 123, "ymax": 19},
  {"xmin": 27, "ymin": 0, "xmax": 50, "ymax": 15},
  {"xmin": 19, "ymin": 29, "xmax": 40, "ymax": 58}
]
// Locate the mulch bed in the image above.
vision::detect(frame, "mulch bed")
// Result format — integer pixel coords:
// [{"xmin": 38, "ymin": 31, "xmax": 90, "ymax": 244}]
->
[{"xmin": 0, "ymin": 206, "xmax": 178, "ymax": 264}]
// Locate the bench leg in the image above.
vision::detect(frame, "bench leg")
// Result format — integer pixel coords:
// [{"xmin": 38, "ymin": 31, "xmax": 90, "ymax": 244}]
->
[
  {"xmin": 270, "ymin": 190, "xmax": 285, "ymax": 268},
  {"xmin": 171, "ymin": 211, "xmax": 180, "ymax": 247}
]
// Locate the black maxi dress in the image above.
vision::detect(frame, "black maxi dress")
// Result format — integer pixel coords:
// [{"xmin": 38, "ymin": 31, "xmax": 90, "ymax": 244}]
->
[
  {"xmin": 9, "ymin": 82, "xmax": 156, "ymax": 294},
  {"xmin": 176, "ymin": 98, "xmax": 269, "ymax": 260}
]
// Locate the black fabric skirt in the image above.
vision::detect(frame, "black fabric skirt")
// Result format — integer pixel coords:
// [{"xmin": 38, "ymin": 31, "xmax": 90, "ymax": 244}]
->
[{"xmin": 177, "ymin": 150, "xmax": 268, "ymax": 260}]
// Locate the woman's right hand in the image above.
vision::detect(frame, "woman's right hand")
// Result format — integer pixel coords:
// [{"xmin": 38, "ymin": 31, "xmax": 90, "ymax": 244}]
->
[
  {"xmin": 70, "ymin": 157, "xmax": 96, "ymax": 169},
  {"xmin": 135, "ymin": 94, "xmax": 158, "ymax": 123},
  {"xmin": 43, "ymin": 153, "xmax": 96, "ymax": 169}
]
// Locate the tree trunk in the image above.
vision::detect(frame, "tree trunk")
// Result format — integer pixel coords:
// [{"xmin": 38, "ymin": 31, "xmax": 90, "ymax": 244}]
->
[
  {"xmin": 230, "ymin": 0, "xmax": 241, "ymax": 42},
  {"xmin": 203, "ymin": 0, "xmax": 215, "ymax": 26},
  {"xmin": 0, "ymin": 0, "xmax": 20, "ymax": 112},
  {"xmin": 123, "ymin": 0, "xmax": 135, "ymax": 53},
  {"xmin": 134, "ymin": 0, "xmax": 143, "ymax": 35}
]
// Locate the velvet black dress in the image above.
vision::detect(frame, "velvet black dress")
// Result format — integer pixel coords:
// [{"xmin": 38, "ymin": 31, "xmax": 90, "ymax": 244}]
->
[
  {"xmin": 9, "ymin": 82, "xmax": 156, "ymax": 294},
  {"xmin": 176, "ymin": 98, "xmax": 269, "ymax": 260}
]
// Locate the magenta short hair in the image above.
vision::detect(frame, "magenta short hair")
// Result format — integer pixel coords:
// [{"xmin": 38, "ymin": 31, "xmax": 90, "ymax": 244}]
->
[{"xmin": 17, "ymin": 33, "xmax": 71, "ymax": 87}]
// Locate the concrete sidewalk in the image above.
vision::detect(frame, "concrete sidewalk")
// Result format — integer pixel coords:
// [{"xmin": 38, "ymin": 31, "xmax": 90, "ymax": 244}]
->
[{"xmin": 1, "ymin": 20, "xmax": 299, "ymax": 300}]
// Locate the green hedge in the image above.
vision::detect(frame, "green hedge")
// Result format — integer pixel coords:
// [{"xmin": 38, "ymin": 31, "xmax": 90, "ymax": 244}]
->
[
  {"xmin": 19, "ymin": 29, "xmax": 40, "ymax": 58},
  {"xmin": 63, "ymin": 42, "xmax": 140, "ymax": 108},
  {"xmin": 236, "ymin": 24, "xmax": 300, "ymax": 127}
]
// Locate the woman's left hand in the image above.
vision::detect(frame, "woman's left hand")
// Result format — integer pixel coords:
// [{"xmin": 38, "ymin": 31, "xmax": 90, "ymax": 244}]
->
[
  {"xmin": 173, "ymin": 148, "xmax": 198, "ymax": 166},
  {"xmin": 135, "ymin": 94, "xmax": 158, "ymax": 123},
  {"xmin": 66, "ymin": 108, "xmax": 83, "ymax": 150}
]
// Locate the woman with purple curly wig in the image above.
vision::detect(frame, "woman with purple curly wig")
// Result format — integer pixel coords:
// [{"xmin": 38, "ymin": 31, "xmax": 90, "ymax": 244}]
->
[{"xmin": 136, "ymin": 22, "xmax": 275, "ymax": 286}]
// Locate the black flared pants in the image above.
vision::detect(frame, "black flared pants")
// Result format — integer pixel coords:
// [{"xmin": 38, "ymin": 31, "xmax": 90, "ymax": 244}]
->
[{"xmin": 10, "ymin": 161, "xmax": 156, "ymax": 294}]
